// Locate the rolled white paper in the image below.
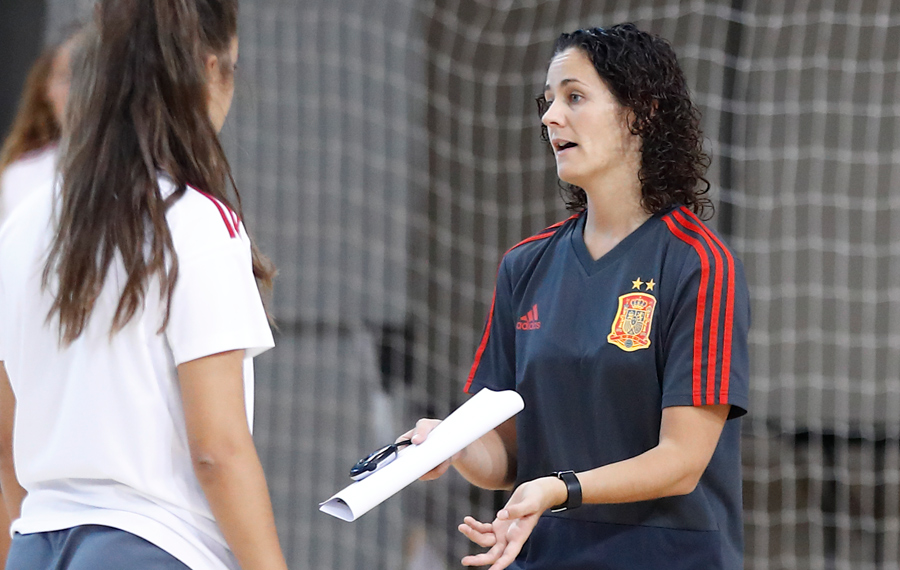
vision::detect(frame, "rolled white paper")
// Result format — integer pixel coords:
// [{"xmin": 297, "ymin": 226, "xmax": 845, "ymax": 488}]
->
[{"xmin": 319, "ymin": 388, "xmax": 524, "ymax": 521}]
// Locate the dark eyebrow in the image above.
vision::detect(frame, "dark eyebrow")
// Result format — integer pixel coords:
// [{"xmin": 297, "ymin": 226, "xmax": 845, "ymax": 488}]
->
[{"xmin": 543, "ymin": 78, "xmax": 587, "ymax": 93}]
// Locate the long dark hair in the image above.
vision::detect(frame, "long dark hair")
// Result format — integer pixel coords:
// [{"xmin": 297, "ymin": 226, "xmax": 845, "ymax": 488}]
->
[
  {"xmin": 45, "ymin": 0, "xmax": 274, "ymax": 344},
  {"xmin": 0, "ymin": 43, "xmax": 65, "ymax": 173},
  {"xmin": 538, "ymin": 24, "xmax": 712, "ymax": 218}
]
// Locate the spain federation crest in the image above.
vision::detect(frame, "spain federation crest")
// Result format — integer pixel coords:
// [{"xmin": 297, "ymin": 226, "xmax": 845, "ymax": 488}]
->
[{"xmin": 607, "ymin": 292, "xmax": 657, "ymax": 351}]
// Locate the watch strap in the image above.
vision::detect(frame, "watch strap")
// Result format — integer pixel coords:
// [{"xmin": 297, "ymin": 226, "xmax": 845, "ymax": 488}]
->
[{"xmin": 550, "ymin": 470, "xmax": 582, "ymax": 512}]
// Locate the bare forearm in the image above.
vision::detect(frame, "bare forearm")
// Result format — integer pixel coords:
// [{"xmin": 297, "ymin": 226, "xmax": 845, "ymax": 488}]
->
[
  {"xmin": 178, "ymin": 351, "xmax": 286, "ymax": 569},
  {"xmin": 0, "ymin": 463, "xmax": 25, "ymax": 521},
  {"xmin": 575, "ymin": 441, "xmax": 703, "ymax": 506},
  {"xmin": 453, "ymin": 419, "xmax": 516, "ymax": 490},
  {"xmin": 576, "ymin": 405, "xmax": 731, "ymax": 505},
  {"xmin": 194, "ymin": 445, "xmax": 288, "ymax": 570},
  {"xmin": 0, "ymin": 365, "xmax": 22, "ymax": 521},
  {"xmin": 518, "ymin": 441, "xmax": 712, "ymax": 519}
]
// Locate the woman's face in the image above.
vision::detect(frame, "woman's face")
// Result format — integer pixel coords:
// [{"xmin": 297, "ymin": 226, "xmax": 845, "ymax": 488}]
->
[
  {"xmin": 207, "ymin": 36, "xmax": 239, "ymax": 133},
  {"xmin": 46, "ymin": 38, "xmax": 77, "ymax": 128},
  {"xmin": 541, "ymin": 47, "xmax": 640, "ymax": 189}
]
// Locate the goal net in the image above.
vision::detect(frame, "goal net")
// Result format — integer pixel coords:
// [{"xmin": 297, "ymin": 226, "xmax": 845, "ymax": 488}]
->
[{"xmin": 40, "ymin": 0, "xmax": 900, "ymax": 568}]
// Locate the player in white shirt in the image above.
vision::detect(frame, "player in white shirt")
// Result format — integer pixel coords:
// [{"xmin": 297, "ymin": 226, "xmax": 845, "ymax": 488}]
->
[
  {"xmin": 0, "ymin": 31, "xmax": 78, "ymax": 227},
  {"xmin": 0, "ymin": 1, "xmax": 288, "ymax": 569},
  {"xmin": 0, "ymin": 27, "xmax": 79, "ymax": 568}
]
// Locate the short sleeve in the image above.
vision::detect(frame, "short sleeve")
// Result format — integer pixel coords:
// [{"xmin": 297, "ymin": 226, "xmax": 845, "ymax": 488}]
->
[
  {"xmin": 661, "ymin": 247, "xmax": 750, "ymax": 419},
  {"xmin": 166, "ymin": 229, "xmax": 274, "ymax": 366},
  {"xmin": 464, "ymin": 256, "xmax": 517, "ymax": 394}
]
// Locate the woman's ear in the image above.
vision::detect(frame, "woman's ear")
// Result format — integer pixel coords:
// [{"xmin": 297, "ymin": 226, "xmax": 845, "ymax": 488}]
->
[{"xmin": 205, "ymin": 53, "xmax": 220, "ymax": 80}]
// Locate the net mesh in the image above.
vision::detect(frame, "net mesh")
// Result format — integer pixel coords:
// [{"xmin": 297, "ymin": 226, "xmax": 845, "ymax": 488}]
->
[{"xmin": 39, "ymin": 1, "xmax": 900, "ymax": 568}]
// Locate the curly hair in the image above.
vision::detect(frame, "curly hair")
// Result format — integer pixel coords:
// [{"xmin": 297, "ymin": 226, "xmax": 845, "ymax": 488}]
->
[{"xmin": 538, "ymin": 24, "xmax": 713, "ymax": 219}]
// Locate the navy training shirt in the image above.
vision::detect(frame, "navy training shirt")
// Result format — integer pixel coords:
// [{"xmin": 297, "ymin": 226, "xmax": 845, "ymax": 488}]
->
[{"xmin": 465, "ymin": 206, "xmax": 751, "ymax": 570}]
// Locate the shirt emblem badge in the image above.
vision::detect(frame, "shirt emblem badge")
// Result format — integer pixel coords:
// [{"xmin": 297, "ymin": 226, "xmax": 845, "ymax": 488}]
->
[{"xmin": 608, "ymin": 282, "xmax": 657, "ymax": 351}]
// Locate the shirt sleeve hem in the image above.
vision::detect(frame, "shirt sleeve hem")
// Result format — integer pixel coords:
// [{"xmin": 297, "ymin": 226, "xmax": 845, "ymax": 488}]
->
[
  {"xmin": 173, "ymin": 337, "xmax": 275, "ymax": 367},
  {"xmin": 464, "ymin": 380, "xmax": 511, "ymax": 395},
  {"xmin": 661, "ymin": 394, "xmax": 748, "ymax": 419}
]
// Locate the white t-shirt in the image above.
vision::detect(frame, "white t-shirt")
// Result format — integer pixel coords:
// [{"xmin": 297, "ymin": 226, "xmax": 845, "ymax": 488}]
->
[
  {"xmin": 0, "ymin": 176, "xmax": 274, "ymax": 570},
  {"xmin": 0, "ymin": 145, "xmax": 58, "ymax": 228}
]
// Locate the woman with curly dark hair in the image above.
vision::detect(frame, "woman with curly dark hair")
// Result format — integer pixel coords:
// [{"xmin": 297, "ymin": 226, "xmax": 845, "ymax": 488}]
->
[{"xmin": 408, "ymin": 24, "xmax": 750, "ymax": 569}]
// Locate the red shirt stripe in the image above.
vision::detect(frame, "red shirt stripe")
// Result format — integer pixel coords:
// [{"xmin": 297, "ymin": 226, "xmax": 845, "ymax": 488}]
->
[
  {"xmin": 229, "ymin": 207, "xmax": 241, "ymax": 233},
  {"xmin": 193, "ymin": 187, "xmax": 238, "ymax": 238},
  {"xmin": 673, "ymin": 209, "xmax": 724, "ymax": 405},
  {"xmin": 662, "ymin": 214, "xmax": 710, "ymax": 406},
  {"xmin": 465, "ymin": 287, "xmax": 499, "ymax": 393},
  {"xmin": 464, "ymin": 215, "xmax": 577, "ymax": 393},
  {"xmin": 682, "ymin": 208, "xmax": 737, "ymax": 402}
]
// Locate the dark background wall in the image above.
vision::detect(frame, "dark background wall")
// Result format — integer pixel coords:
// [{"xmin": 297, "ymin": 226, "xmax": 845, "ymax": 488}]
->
[{"xmin": 0, "ymin": 2, "xmax": 46, "ymax": 141}]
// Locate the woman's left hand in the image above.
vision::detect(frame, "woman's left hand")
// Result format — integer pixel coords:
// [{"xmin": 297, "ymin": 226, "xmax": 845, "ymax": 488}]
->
[{"xmin": 458, "ymin": 476, "xmax": 564, "ymax": 569}]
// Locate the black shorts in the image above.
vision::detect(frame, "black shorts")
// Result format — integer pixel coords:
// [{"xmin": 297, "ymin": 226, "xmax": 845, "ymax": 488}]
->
[{"xmin": 7, "ymin": 525, "xmax": 190, "ymax": 570}]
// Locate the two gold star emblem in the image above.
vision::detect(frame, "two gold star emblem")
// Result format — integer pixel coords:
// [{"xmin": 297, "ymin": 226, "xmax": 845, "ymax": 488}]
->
[{"xmin": 631, "ymin": 277, "xmax": 655, "ymax": 291}]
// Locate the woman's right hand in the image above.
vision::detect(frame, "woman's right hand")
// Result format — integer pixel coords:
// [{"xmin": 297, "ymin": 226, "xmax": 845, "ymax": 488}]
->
[{"xmin": 399, "ymin": 418, "xmax": 458, "ymax": 481}]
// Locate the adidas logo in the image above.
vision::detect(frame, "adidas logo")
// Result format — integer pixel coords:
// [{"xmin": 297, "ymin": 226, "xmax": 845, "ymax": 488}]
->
[{"xmin": 516, "ymin": 304, "xmax": 541, "ymax": 330}]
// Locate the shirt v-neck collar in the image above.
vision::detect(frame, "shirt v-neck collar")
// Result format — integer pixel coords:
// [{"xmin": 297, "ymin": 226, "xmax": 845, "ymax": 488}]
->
[{"xmin": 569, "ymin": 209, "xmax": 663, "ymax": 276}]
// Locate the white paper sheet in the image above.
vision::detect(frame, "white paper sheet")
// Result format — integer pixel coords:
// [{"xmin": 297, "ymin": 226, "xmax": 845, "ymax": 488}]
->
[{"xmin": 319, "ymin": 388, "xmax": 524, "ymax": 521}]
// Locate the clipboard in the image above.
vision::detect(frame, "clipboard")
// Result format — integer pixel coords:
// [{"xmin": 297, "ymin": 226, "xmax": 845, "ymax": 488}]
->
[{"xmin": 319, "ymin": 388, "xmax": 524, "ymax": 521}]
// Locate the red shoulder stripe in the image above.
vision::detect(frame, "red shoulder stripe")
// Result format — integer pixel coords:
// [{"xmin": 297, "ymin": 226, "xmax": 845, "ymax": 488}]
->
[
  {"xmin": 682, "ymin": 208, "xmax": 736, "ymax": 402},
  {"xmin": 229, "ymin": 207, "xmax": 241, "ymax": 233},
  {"xmin": 662, "ymin": 213, "xmax": 709, "ymax": 406},
  {"xmin": 192, "ymin": 187, "xmax": 238, "ymax": 238},
  {"xmin": 464, "ymin": 285, "xmax": 499, "ymax": 393},
  {"xmin": 463, "ymin": 215, "xmax": 577, "ymax": 393},
  {"xmin": 537, "ymin": 214, "xmax": 578, "ymax": 235},
  {"xmin": 501, "ymin": 214, "xmax": 578, "ymax": 254},
  {"xmin": 673, "ymin": 208, "xmax": 725, "ymax": 405}
]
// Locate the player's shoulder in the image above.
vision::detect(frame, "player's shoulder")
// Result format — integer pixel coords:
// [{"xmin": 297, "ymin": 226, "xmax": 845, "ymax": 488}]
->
[
  {"xmin": 501, "ymin": 213, "xmax": 579, "ymax": 269},
  {"xmin": 659, "ymin": 206, "xmax": 738, "ymax": 260},
  {"xmin": 0, "ymin": 179, "xmax": 54, "ymax": 243},
  {"xmin": 657, "ymin": 206, "xmax": 747, "ymax": 293},
  {"xmin": 1, "ymin": 146, "xmax": 57, "ymax": 193},
  {"xmin": 163, "ymin": 177, "xmax": 247, "ymax": 257},
  {"xmin": 3, "ymin": 145, "xmax": 57, "ymax": 173}
]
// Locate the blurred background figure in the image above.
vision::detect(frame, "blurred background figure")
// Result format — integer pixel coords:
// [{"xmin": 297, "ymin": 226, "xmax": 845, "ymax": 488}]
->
[
  {"xmin": 0, "ymin": 27, "xmax": 78, "ymax": 569},
  {"xmin": 0, "ymin": 31, "xmax": 79, "ymax": 227}
]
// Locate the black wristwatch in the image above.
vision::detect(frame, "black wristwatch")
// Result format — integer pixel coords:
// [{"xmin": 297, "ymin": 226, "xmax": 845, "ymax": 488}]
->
[{"xmin": 549, "ymin": 470, "xmax": 582, "ymax": 512}]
